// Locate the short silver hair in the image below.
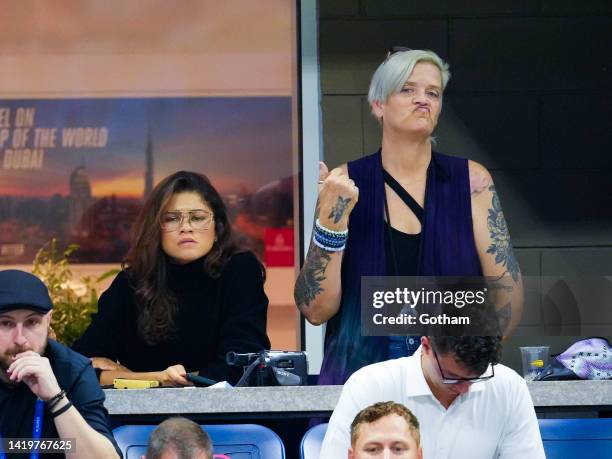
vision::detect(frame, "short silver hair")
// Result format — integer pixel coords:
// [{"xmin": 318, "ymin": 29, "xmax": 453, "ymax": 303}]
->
[{"xmin": 368, "ymin": 49, "xmax": 450, "ymax": 106}]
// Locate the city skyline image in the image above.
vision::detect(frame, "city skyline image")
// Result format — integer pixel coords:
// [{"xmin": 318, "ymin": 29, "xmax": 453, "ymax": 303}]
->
[{"xmin": 0, "ymin": 97, "xmax": 295, "ymax": 263}]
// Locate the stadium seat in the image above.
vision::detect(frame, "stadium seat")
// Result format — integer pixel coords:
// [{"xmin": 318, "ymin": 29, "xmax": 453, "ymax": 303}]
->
[
  {"xmin": 539, "ymin": 418, "xmax": 612, "ymax": 458},
  {"xmin": 113, "ymin": 423, "xmax": 286, "ymax": 459},
  {"xmin": 300, "ymin": 423, "xmax": 328, "ymax": 459}
]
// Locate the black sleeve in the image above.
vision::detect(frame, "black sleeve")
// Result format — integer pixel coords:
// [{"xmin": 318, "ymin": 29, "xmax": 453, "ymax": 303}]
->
[
  {"xmin": 71, "ymin": 271, "xmax": 130, "ymax": 362},
  {"xmin": 68, "ymin": 362, "xmax": 123, "ymax": 458},
  {"xmin": 198, "ymin": 252, "xmax": 271, "ymax": 384}
]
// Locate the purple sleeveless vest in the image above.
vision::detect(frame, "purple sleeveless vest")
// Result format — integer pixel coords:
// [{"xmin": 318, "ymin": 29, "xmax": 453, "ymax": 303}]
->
[{"xmin": 318, "ymin": 150, "xmax": 482, "ymax": 385}]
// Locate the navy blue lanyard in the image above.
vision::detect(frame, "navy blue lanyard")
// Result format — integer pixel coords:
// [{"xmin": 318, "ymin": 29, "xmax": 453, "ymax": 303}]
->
[{"xmin": 0, "ymin": 398, "xmax": 45, "ymax": 459}]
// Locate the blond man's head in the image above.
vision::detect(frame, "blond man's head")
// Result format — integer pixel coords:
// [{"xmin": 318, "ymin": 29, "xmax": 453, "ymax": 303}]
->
[{"xmin": 349, "ymin": 401, "xmax": 422, "ymax": 459}]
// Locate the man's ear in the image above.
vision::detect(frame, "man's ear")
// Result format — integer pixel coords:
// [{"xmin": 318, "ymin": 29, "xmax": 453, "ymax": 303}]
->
[
  {"xmin": 348, "ymin": 447, "xmax": 355, "ymax": 459},
  {"xmin": 45, "ymin": 310, "xmax": 53, "ymax": 327},
  {"xmin": 420, "ymin": 336, "xmax": 431, "ymax": 353},
  {"xmin": 417, "ymin": 446, "xmax": 423, "ymax": 459},
  {"xmin": 45, "ymin": 311, "xmax": 57, "ymax": 340}
]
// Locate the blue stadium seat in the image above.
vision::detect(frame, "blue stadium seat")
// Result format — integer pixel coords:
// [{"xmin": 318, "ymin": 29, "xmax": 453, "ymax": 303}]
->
[
  {"xmin": 300, "ymin": 423, "xmax": 328, "ymax": 459},
  {"xmin": 113, "ymin": 423, "xmax": 286, "ymax": 459},
  {"xmin": 539, "ymin": 418, "xmax": 612, "ymax": 459}
]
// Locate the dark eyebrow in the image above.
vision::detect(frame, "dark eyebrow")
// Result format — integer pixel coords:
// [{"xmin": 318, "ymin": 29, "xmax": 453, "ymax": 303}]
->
[
  {"xmin": 440, "ymin": 364, "xmax": 470, "ymax": 379},
  {"xmin": 25, "ymin": 312, "xmax": 44, "ymax": 319},
  {"xmin": 165, "ymin": 208, "xmax": 210, "ymax": 213},
  {"xmin": 0, "ymin": 313, "xmax": 42, "ymax": 320}
]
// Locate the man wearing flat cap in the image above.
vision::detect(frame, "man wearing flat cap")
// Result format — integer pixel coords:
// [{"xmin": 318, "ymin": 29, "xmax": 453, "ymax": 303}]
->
[{"xmin": 0, "ymin": 269, "xmax": 120, "ymax": 458}]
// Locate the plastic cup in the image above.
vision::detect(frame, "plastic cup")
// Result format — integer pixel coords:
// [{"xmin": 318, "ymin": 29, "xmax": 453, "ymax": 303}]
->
[{"xmin": 520, "ymin": 346, "xmax": 550, "ymax": 381}]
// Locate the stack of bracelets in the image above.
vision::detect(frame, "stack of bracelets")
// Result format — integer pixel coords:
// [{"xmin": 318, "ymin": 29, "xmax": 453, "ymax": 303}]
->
[
  {"xmin": 47, "ymin": 389, "xmax": 73, "ymax": 418},
  {"xmin": 313, "ymin": 218, "xmax": 348, "ymax": 252}
]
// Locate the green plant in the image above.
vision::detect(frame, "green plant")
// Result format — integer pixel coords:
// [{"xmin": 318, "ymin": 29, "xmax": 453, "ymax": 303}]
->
[{"xmin": 31, "ymin": 239, "xmax": 119, "ymax": 346}]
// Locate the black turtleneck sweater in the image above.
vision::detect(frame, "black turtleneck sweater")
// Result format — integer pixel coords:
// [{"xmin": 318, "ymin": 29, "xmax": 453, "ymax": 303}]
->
[{"xmin": 72, "ymin": 252, "xmax": 270, "ymax": 384}]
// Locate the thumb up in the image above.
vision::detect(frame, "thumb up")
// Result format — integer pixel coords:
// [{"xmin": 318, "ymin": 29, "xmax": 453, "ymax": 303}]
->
[{"xmin": 318, "ymin": 161, "xmax": 329, "ymax": 188}]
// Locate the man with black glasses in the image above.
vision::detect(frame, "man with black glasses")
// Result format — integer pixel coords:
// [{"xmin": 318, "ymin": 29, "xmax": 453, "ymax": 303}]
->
[{"xmin": 321, "ymin": 336, "xmax": 545, "ymax": 458}]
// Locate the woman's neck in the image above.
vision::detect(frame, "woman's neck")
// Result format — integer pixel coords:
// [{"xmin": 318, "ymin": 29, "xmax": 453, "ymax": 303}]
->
[{"xmin": 381, "ymin": 134, "xmax": 432, "ymax": 180}]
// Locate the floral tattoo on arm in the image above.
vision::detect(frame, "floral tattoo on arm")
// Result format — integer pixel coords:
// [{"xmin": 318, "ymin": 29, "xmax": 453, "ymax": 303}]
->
[
  {"xmin": 294, "ymin": 243, "xmax": 332, "ymax": 308},
  {"xmin": 295, "ymin": 203, "xmax": 332, "ymax": 308},
  {"xmin": 486, "ymin": 185, "xmax": 520, "ymax": 282}
]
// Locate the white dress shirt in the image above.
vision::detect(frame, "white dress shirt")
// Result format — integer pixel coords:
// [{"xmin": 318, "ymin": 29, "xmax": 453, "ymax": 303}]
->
[{"xmin": 320, "ymin": 349, "xmax": 545, "ymax": 459}]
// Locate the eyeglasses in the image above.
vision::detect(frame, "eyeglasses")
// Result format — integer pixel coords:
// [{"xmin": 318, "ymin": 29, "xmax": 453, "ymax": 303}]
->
[
  {"xmin": 160, "ymin": 210, "xmax": 214, "ymax": 232},
  {"xmin": 432, "ymin": 348, "xmax": 495, "ymax": 384}
]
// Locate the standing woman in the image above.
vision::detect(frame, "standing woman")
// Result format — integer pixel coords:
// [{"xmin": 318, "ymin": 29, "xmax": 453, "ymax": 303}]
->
[
  {"xmin": 295, "ymin": 49, "xmax": 523, "ymax": 385},
  {"xmin": 73, "ymin": 171, "xmax": 270, "ymax": 386}
]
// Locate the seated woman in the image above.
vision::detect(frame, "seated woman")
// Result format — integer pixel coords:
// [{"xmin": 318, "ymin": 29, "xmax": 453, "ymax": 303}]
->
[{"xmin": 73, "ymin": 171, "xmax": 270, "ymax": 386}]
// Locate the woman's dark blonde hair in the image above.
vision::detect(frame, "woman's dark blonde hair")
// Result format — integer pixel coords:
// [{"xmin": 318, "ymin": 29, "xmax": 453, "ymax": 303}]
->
[{"xmin": 124, "ymin": 170, "xmax": 237, "ymax": 344}]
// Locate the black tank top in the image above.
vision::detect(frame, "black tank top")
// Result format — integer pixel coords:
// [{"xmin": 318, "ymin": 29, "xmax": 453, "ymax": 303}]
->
[
  {"xmin": 384, "ymin": 222, "xmax": 421, "ymax": 276},
  {"xmin": 383, "ymin": 169, "xmax": 423, "ymax": 358},
  {"xmin": 383, "ymin": 169, "xmax": 423, "ymax": 277}
]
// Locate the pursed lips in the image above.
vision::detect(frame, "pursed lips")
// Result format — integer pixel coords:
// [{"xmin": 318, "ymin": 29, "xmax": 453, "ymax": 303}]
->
[{"xmin": 178, "ymin": 238, "xmax": 197, "ymax": 245}]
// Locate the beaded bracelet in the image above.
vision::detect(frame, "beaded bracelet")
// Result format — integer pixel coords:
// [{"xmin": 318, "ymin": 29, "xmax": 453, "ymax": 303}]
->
[
  {"xmin": 315, "ymin": 219, "xmax": 348, "ymax": 237},
  {"xmin": 314, "ymin": 231, "xmax": 346, "ymax": 248},
  {"xmin": 313, "ymin": 238, "xmax": 346, "ymax": 252},
  {"xmin": 313, "ymin": 219, "xmax": 348, "ymax": 252}
]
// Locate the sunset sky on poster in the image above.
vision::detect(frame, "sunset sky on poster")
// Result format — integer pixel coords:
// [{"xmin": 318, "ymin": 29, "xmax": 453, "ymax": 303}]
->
[
  {"xmin": 0, "ymin": 97, "xmax": 293, "ymax": 198},
  {"xmin": 0, "ymin": 0, "xmax": 299, "ymax": 274}
]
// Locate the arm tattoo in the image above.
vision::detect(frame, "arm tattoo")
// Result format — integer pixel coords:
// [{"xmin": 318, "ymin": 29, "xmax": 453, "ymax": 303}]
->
[
  {"xmin": 295, "ymin": 201, "xmax": 332, "ymax": 308},
  {"xmin": 470, "ymin": 169, "xmax": 491, "ymax": 195},
  {"xmin": 294, "ymin": 242, "xmax": 332, "ymax": 308},
  {"xmin": 486, "ymin": 185, "xmax": 521, "ymax": 282},
  {"xmin": 328, "ymin": 196, "xmax": 352, "ymax": 224}
]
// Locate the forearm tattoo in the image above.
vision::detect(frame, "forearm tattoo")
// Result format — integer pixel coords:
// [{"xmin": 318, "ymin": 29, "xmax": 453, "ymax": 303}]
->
[
  {"xmin": 295, "ymin": 202, "xmax": 332, "ymax": 308},
  {"xmin": 328, "ymin": 196, "xmax": 352, "ymax": 224},
  {"xmin": 294, "ymin": 242, "xmax": 332, "ymax": 308},
  {"xmin": 486, "ymin": 185, "xmax": 521, "ymax": 282}
]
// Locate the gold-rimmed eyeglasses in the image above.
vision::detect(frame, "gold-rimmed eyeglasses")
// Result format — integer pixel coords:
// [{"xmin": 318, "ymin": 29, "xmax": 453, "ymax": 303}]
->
[{"xmin": 160, "ymin": 210, "xmax": 214, "ymax": 232}]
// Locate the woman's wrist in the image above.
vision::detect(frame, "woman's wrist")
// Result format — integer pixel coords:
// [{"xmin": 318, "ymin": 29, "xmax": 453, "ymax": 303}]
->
[{"xmin": 317, "ymin": 215, "xmax": 349, "ymax": 232}]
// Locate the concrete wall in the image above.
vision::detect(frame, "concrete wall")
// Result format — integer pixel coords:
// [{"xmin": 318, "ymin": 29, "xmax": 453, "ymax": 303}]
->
[{"xmin": 318, "ymin": 0, "xmax": 612, "ymax": 372}]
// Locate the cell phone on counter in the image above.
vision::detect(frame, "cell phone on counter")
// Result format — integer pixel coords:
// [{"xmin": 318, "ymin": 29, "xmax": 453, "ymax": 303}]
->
[{"xmin": 186, "ymin": 372, "xmax": 217, "ymax": 387}]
